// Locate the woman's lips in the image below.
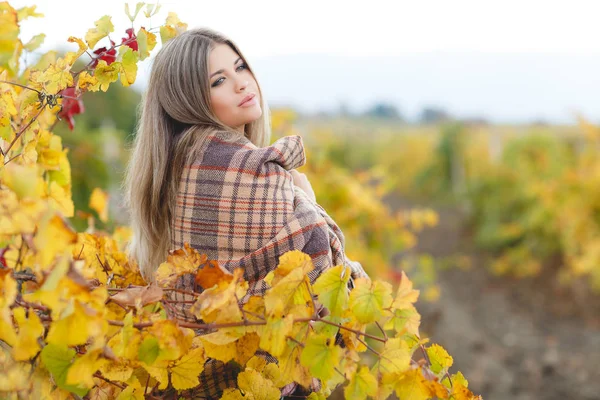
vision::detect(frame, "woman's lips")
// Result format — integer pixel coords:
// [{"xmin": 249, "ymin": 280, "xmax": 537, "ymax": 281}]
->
[{"xmin": 239, "ymin": 93, "xmax": 256, "ymax": 107}]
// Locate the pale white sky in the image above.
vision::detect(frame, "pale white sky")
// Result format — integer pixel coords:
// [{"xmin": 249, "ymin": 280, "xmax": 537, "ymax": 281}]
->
[
  {"xmin": 9, "ymin": 0, "xmax": 600, "ymax": 123},
  {"xmin": 13, "ymin": 0, "xmax": 600, "ymax": 55}
]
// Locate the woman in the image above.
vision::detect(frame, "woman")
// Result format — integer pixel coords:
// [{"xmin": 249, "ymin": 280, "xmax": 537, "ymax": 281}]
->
[{"xmin": 122, "ymin": 27, "xmax": 368, "ymax": 398}]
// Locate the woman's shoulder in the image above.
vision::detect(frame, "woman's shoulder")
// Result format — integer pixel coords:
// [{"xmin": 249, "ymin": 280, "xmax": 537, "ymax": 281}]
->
[{"xmin": 199, "ymin": 131, "xmax": 306, "ymax": 172}]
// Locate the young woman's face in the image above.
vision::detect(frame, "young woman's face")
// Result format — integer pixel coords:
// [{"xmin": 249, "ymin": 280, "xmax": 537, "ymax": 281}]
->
[{"xmin": 208, "ymin": 43, "xmax": 262, "ymax": 134}]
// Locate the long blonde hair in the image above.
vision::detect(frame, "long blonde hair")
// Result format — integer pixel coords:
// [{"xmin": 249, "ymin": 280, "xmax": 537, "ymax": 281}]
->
[{"xmin": 121, "ymin": 27, "xmax": 271, "ymax": 282}]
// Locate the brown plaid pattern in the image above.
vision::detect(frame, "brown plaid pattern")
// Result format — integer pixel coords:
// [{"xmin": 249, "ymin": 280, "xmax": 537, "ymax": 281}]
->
[{"xmin": 164, "ymin": 130, "xmax": 369, "ymax": 398}]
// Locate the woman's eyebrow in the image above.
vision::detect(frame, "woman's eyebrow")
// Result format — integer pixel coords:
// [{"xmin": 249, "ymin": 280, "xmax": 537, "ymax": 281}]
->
[{"xmin": 210, "ymin": 57, "xmax": 242, "ymax": 78}]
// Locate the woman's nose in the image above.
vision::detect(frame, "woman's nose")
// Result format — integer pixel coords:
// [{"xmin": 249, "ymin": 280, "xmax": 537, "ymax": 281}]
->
[{"xmin": 236, "ymin": 79, "xmax": 249, "ymax": 92}]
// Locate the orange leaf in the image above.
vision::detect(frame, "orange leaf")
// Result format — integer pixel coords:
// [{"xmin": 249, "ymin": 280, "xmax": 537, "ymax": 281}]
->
[{"xmin": 194, "ymin": 260, "xmax": 232, "ymax": 289}]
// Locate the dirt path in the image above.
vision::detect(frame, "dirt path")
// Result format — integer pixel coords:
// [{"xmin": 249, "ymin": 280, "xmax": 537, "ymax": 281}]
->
[{"xmin": 384, "ymin": 196, "xmax": 600, "ymax": 400}]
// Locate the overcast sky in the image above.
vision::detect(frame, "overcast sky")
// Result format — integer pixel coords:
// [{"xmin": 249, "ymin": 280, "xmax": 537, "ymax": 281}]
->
[{"xmin": 10, "ymin": 0, "xmax": 600, "ymax": 123}]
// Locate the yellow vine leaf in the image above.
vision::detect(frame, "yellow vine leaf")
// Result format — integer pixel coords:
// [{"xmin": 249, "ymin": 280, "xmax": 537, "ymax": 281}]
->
[
  {"xmin": 277, "ymin": 338, "xmax": 312, "ymax": 388},
  {"xmin": 3, "ymin": 162, "xmax": 43, "ymax": 200},
  {"xmin": 0, "ymin": 7, "xmax": 20, "ymax": 76},
  {"xmin": 140, "ymin": 360, "xmax": 169, "ymax": 390},
  {"xmin": 145, "ymin": 319, "xmax": 194, "ymax": 361},
  {"xmin": 0, "ymin": 192, "xmax": 32, "ymax": 239},
  {"xmin": 155, "ymin": 242, "xmax": 207, "ymax": 287},
  {"xmin": 159, "ymin": 12, "xmax": 188, "ymax": 44},
  {"xmin": 94, "ymin": 59, "xmax": 120, "ymax": 92},
  {"xmin": 274, "ymin": 250, "xmax": 314, "ymax": 280},
  {"xmin": 143, "ymin": 3, "xmax": 161, "ymax": 18},
  {"xmin": 344, "ymin": 365, "xmax": 378, "ymax": 400},
  {"xmin": 300, "ymin": 333, "xmax": 342, "ymax": 382},
  {"xmin": 88, "ymin": 380, "xmax": 119, "ymax": 399},
  {"xmin": 165, "ymin": 11, "xmax": 184, "ymax": 26},
  {"xmin": 77, "ymin": 71, "xmax": 100, "ymax": 92},
  {"xmin": 22, "ymin": 148, "xmax": 40, "ymax": 169},
  {"xmin": 118, "ymin": 46, "xmax": 138, "ymax": 87},
  {"xmin": 220, "ymin": 388, "xmax": 246, "ymax": 400},
  {"xmin": 200, "ymin": 335, "xmax": 237, "ymax": 364},
  {"xmin": 241, "ymin": 295, "xmax": 266, "ymax": 334},
  {"xmin": 449, "ymin": 380, "xmax": 480, "ymax": 400},
  {"xmin": 372, "ymin": 337, "xmax": 411, "ymax": 375},
  {"xmin": 0, "ymin": 3, "xmax": 19, "ymax": 37},
  {"xmin": 0, "ymin": 310, "xmax": 16, "ymax": 348},
  {"xmin": 0, "ymin": 88, "xmax": 17, "ymax": 127},
  {"xmin": 47, "ymin": 148, "xmax": 71, "ymax": 187},
  {"xmin": 0, "ymin": 361, "xmax": 32, "ymax": 393},
  {"xmin": 65, "ymin": 36, "xmax": 88, "ymax": 65},
  {"xmin": 349, "ymin": 277, "xmax": 393, "ymax": 324},
  {"xmin": 441, "ymin": 370, "xmax": 481, "ymax": 400},
  {"xmin": 392, "ymin": 270, "xmax": 420, "ymax": 309},
  {"xmin": 233, "ymin": 332, "xmax": 261, "ymax": 365},
  {"xmin": 339, "ymin": 315, "xmax": 367, "ymax": 353},
  {"xmin": 38, "ymin": 144, "xmax": 62, "ymax": 170},
  {"xmin": 201, "ymin": 332, "xmax": 259, "ymax": 365},
  {"xmin": 382, "ymin": 305, "xmax": 421, "ymax": 336},
  {"xmin": 264, "ymin": 263, "xmax": 313, "ymax": 318},
  {"xmin": 246, "ymin": 355, "xmax": 282, "ymax": 387},
  {"xmin": 169, "ymin": 347, "xmax": 205, "ymax": 390},
  {"xmin": 191, "ymin": 268, "xmax": 245, "ymax": 324},
  {"xmin": 115, "ymin": 375, "xmax": 144, "ymax": 400},
  {"xmin": 85, "ymin": 15, "xmax": 114, "ymax": 49},
  {"xmin": 47, "ymin": 180, "xmax": 74, "ymax": 217},
  {"xmin": 393, "ymin": 368, "xmax": 435, "ymax": 400},
  {"xmin": 125, "ymin": 2, "xmax": 145, "ymax": 22},
  {"xmin": 25, "ymin": 257, "xmax": 69, "ymax": 308},
  {"xmin": 23, "ymin": 32, "xmax": 45, "ymax": 51},
  {"xmin": 0, "ymin": 270, "xmax": 17, "ymax": 309},
  {"xmin": 426, "ymin": 343, "xmax": 454, "ymax": 375},
  {"xmin": 89, "ymin": 187, "xmax": 109, "ymax": 222},
  {"xmin": 198, "ymin": 325, "xmax": 243, "ymax": 346},
  {"xmin": 33, "ymin": 212, "xmax": 77, "ymax": 268},
  {"xmin": 65, "ymin": 348, "xmax": 105, "ymax": 389},
  {"xmin": 312, "ymin": 264, "xmax": 351, "ymax": 316},
  {"xmin": 245, "ymin": 354, "xmax": 268, "ymax": 372},
  {"xmin": 99, "ymin": 360, "xmax": 135, "ymax": 383},
  {"xmin": 259, "ymin": 306, "xmax": 294, "ymax": 357},
  {"xmin": 16, "ymin": 5, "xmax": 43, "ymax": 21},
  {"xmin": 35, "ymin": 57, "xmax": 73, "ymax": 94},
  {"xmin": 106, "ymin": 312, "xmax": 142, "ymax": 359},
  {"xmin": 73, "ymin": 233, "xmax": 109, "ymax": 284},
  {"xmin": 17, "ymin": 87, "xmax": 41, "ymax": 122},
  {"xmin": 136, "ymin": 27, "xmax": 157, "ymax": 61},
  {"xmin": 28, "ymin": 367, "xmax": 63, "ymax": 399},
  {"xmin": 46, "ymin": 300, "xmax": 105, "ymax": 347},
  {"xmin": 11, "ymin": 307, "xmax": 44, "ymax": 360},
  {"xmin": 337, "ymin": 349, "xmax": 361, "ymax": 382},
  {"xmin": 237, "ymin": 369, "xmax": 281, "ymax": 400}
]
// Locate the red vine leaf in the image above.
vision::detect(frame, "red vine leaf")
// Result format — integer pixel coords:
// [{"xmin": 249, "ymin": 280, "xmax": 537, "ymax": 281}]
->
[
  {"xmin": 121, "ymin": 28, "xmax": 138, "ymax": 51},
  {"xmin": 57, "ymin": 86, "xmax": 84, "ymax": 131}
]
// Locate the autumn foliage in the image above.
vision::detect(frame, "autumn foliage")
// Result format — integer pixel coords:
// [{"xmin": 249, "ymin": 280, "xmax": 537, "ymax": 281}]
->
[{"xmin": 0, "ymin": 2, "xmax": 482, "ymax": 399}]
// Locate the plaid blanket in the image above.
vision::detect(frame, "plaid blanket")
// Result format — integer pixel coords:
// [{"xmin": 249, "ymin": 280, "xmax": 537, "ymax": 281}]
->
[{"xmin": 166, "ymin": 130, "xmax": 369, "ymax": 398}]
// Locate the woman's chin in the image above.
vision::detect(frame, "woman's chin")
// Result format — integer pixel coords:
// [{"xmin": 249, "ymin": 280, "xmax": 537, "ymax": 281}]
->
[{"xmin": 244, "ymin": 107, "xmax": 263, "ymax": 122}]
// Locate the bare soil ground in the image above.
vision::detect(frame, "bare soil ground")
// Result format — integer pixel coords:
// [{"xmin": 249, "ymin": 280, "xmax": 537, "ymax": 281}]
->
[{"xmin": 384, "ymin": 196, "xmax": 600, "ymax": 400}]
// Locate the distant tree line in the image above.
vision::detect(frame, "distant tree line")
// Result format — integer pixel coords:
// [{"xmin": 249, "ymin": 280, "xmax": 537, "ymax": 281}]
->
[{"xmin": 310, "ymin": 101, "xmax": 491, "ymax": 125}]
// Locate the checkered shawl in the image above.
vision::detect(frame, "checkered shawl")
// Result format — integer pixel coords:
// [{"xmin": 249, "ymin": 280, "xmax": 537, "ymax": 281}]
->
[{"xmin": 164, "ymin": 130, "xmax": 369, "ymax": 398}]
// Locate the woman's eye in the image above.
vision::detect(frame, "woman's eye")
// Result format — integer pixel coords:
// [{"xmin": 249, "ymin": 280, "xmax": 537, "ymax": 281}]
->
[{"xmin": 211, "ymin": 64, "xmax": 248, "ymax": 87}]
